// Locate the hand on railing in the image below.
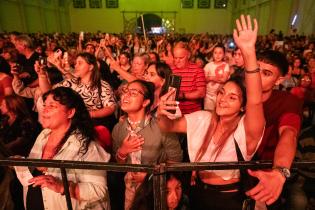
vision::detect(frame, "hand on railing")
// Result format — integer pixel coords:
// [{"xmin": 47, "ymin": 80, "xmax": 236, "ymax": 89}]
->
[{"xmin": 246, "ymin": 169, "xmax": 285, "ymax": 205}]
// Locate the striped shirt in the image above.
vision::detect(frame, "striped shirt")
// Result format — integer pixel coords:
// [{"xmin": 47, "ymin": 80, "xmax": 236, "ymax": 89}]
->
[{"xmin": 171, "ymin": 63, "xmax": 206, "ymax": 114}]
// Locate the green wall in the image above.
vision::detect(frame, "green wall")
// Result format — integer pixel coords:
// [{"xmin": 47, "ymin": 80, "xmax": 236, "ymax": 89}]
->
[
  {"xmin": 0, "ymin": 0, "xmax": 314, "ymax": 35},
  {"xmin": 0, "ymin": 0, "xmax": 71, "ymax": 33},
  {"xmin": 69, "ymin": 0, "xmax": 233, "ymax": 33},
  {"xmin": 232, "ymin": 0, "xmax": 294, "ymax": 35}
]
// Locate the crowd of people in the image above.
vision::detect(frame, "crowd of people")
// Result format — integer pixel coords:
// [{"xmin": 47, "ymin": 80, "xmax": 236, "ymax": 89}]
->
[{"xmin": 0, "ymin": 14, "xmax": 315, "ymax": 210}]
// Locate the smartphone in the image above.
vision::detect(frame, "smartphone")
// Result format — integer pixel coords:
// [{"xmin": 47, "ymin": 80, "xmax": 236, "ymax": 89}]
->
[
  {"xmin": 63, "ymin": 52, "xmax": 69, "ymax": 63},
  {"xmin": 38, "ymin": 56, "xmax": 47, "ymax": 66},
  {"xmin": 79, "ymin": 31, "xmax": 84, "ymax": 40},
  {"xmin": 54, "ymin": 49, "xmax": 62, "ymax": 59},
  {"xmin": 167, "ymin": 74, "xmax": 182, "ymax": 113}
]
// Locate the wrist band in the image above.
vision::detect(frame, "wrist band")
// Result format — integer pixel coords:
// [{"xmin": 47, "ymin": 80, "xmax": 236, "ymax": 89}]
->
[{"xmin": 245, "ymin": 67, "xmax": 260, "ymax": 74}]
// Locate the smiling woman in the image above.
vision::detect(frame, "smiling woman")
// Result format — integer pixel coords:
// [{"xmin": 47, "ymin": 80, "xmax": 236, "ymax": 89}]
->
[
  {"xmin": 157, "ymin": 15, "xmax": 265, "ymax": 210},
  {"xmin": 25, "ymin": 87, "xmax": 111, "ymax": 210},
  {"xmin": 112, "ymin": 80, "xmax": 183, "ymax": 209}
]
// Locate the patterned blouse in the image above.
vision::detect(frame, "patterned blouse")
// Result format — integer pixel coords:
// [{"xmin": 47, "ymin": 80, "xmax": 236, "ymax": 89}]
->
[{"xmin": 55, "ymin": 78, "xmax": 116, "ymax": 111}]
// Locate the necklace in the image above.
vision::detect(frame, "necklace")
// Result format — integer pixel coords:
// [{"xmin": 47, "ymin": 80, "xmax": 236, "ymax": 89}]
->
[{"xmin": 127, "ymin": 118, "xmax": 141, "ymax": 126}]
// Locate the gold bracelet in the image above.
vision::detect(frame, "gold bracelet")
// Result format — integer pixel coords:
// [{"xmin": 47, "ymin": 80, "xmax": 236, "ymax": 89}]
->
[{"xmin": 245, "ymin": 67, "xmax": 260, "ymax": 74}]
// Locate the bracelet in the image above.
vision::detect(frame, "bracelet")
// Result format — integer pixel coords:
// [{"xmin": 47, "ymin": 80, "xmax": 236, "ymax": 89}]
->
[{"xmin": 245, "ymin": 67, "xmax": 260, "ymax": 74}]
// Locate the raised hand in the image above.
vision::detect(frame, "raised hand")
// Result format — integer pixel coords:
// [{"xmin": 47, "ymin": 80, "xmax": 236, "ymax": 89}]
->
[{"xmin": 233, "ymin": 14, "xmax": 258, "ymax": 52}]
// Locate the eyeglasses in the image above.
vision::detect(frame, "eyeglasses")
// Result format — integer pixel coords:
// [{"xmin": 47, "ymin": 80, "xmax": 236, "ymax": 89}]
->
[{"xmin": 121, "ymin": 87, "xmax": 145, "ymax": 97}]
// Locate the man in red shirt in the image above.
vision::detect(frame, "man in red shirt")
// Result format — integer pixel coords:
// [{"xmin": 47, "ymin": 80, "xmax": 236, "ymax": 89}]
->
[
  {"xmin": 246, "ymin": 50, "xmax": 303, "ymax": 209},
  {"xmin": 171, "ymin": 42, "xmax": 206, "ymax": 114}
]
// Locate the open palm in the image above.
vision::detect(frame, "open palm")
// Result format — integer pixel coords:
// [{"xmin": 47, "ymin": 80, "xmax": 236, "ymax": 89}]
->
[{"xmin": 233, "ymin": 15, "xmax": 258, "ymax": 51}]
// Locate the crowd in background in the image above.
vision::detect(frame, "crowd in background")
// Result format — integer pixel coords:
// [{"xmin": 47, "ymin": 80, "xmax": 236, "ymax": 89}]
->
[{"xmin": 0, "ymin": 15, "xmax": 315, "ymax": 210}]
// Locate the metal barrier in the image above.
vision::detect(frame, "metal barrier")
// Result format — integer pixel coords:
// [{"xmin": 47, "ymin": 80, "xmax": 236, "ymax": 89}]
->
[{"xmin": 0, "ymin": 158, "xmax": 314, "ymax": 210}]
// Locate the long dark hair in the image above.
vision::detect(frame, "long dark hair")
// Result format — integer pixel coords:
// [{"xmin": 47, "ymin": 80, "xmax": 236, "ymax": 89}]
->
[
  {"xmin": 148, "ymin": 62, "xmax": 172, "ymax": 97},
  {"xmin": 43, "ymin": 87, "xmax": 96, "ymax": 155},
  {"xmin": 3, "ymin": 94, "xmax": 32, "ymax": 119},
  {"xmin": 194, "ymin": 76, "xmax": 246, "ymax": 162},
  {"xmin": 76, "ymin": 52, "xmax": 101, "ymax": 90}
]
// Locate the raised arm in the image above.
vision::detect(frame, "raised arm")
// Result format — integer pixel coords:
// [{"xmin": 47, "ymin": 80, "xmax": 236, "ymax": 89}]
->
[
  {"xmin": 233, "ymin": 15, "xmax": 265, "ymax": 155},
  {"xmin": 109, "ymin": 59, "xmax": 137, "ymax": 82}
]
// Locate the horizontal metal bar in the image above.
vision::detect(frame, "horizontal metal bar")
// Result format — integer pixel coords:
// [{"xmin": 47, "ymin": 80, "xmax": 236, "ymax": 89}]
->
[
  {"xmin": 165, "ymin": 160, "xmax": 315, "ymax": 171},
  {"xmin": 0, "ymin": 158, "xmax": 154, "ymax": 173},
  {"xmin": 1, "ymin": 158, "xmax": 313, "ymax": 172}
]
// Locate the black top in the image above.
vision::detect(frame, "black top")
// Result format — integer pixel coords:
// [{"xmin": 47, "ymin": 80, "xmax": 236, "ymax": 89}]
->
[
  {"xmin": 26, "ymin": 168, "xmax": 45, "ymax": 210},
  {"xmin": 17, "ymin": 52, "xmax": 40, "ymax": 85},
  {"xmin": 0, "ymin": 115, "xmax": 40, "ymax": 157}
]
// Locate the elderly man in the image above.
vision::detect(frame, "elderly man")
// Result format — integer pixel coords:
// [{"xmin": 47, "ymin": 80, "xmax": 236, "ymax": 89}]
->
[{"xmin": 171, "ymin": 42, "xmax": 206, "ymax": 114}]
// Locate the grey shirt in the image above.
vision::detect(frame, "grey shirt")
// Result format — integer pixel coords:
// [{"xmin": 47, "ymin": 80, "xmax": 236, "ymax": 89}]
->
[{"xmin": 112, "ymin": 117, "xmax": 183, "ymax": 164}]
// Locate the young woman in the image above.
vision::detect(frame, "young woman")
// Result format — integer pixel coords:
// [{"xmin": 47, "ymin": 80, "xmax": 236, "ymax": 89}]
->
[
  {"xmin": 166, "ymin": 173, "xmax": 190, "ymax": 210},
  {"xmin": 130, "ymin": 172, "xmax": 190, "ymax": 210},
  {"xmin": 39, "ymin": 52, "xmax": 117, "ymax": 130},
  {"xmin": 157, "ymin": 15, "xmax": 264, "ymax": 210},
  {"xmin": 203, "ymin": 44, "xmax": 231, "ymax": 111},
  {"xmin": 25, "ymin": 87, "xmax": 111, "ymax": 210},
  {"xmin": 0, "ymin": 94, "xmax": 40, "ymax": 156},
  {"xmin": 144, "ymin": 62, "xmax": 172, "ymax": 114},
  {"xmin": 289, "ymin": 57, "xmax": 305, "ymax": 80},
  {"xmin": 112, "ymin": 80, "xmax": 182, "ymax": 210}
]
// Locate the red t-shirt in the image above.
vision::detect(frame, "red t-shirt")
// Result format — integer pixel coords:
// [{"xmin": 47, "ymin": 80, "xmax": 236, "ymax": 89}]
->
[
  {"xmin": 172, "ymin": 63, "xmax": 206, "ymax": 114},
  {"xmin": 255, "ymin": 90, "xmax": 303, "ymax": 160},
  {"xmin": 290, "ymin": 87, "xmax": 306, "ymax": 100},
  {"xmin": 0, "ymin": 75, "xmax": 12, "ymax": 103}
]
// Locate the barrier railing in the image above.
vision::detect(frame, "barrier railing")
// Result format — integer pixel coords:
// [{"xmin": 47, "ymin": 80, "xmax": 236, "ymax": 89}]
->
[{"xmin": 0, "ymin": 159, "xmax": 314, "ymax": 210}]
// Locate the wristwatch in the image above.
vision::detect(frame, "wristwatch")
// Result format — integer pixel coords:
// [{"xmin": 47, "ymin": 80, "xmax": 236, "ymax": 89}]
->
[{"xmin": 272, "ymin": 166, "xmax": 291, "ymax": 179}]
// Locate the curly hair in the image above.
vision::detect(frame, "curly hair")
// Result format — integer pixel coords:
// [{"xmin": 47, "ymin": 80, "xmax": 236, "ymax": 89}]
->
[{"xmin": 43, "ymin": 87, "xmax": 96, "ymax": 155}]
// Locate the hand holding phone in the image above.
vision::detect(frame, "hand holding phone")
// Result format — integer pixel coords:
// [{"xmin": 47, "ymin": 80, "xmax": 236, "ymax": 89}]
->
[
  {"xmin": 38, "ymin": 56, "xmax": 47, "ymax": 66},
  {"xmin": 79, "ymin": 31, "xmax": 84, "ymax": 41},
  {"xmin": 166, "ymin": 75, "xmax": 182, "ymax": 114},
  {"xmin": 53, "ymin": 49, "xmax": 62, "ymax": 60}
]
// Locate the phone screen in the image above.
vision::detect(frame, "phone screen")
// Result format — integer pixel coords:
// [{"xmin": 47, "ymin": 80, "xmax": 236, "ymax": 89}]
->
[{"xmin": 54, "ymin": 49, "xmax": 62, "ymax": 59}]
